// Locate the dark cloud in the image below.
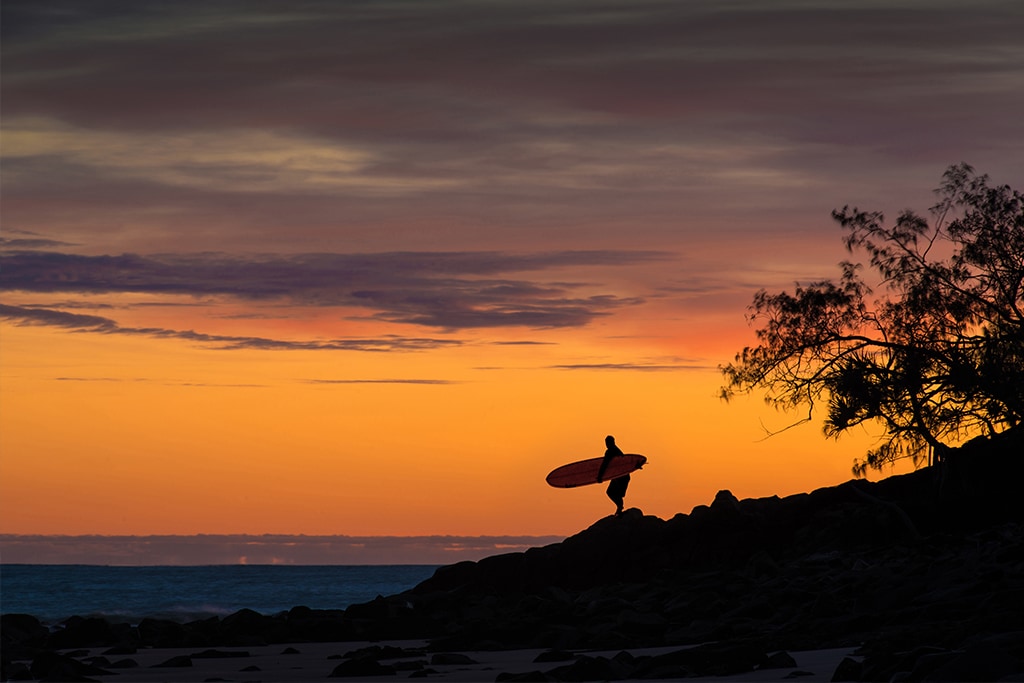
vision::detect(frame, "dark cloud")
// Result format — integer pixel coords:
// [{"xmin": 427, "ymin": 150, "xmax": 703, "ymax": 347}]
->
[
  {"xmin": 0, "ymin": 236, "xmax": 76, "ymax": 249},
  {"xmin": 0, "ymin": 303, "xmax": 461, "ymax": 352},
  {"xmin": 55, "ymin": 376, "xmax": 130, "ymax": 382},
  {"xmin": 0, "ymin": 249, "xmax": 665, "ymax": 330},
  {"xmin": 4, "ymin": 0, "xmax": 1020, "ymax": 255},
  {"xmin": 552, "ymin": 362, "xmax": 713, "ymax": 372},
  {"xmin": 21, "ymin": 300, "xmax": 117, "ymax": 310},
  {"xmin": 491, "ymin": 340, "xmax": 555, "ymax": 346},
  {"xmin": 53, "ymin": 377, "xmax": 269, "ymax": 387},
  {"xmin": 0, "ymin": 303, "xmax": 117, "ymax": 330},
  {"xmin": 306, "ymin": 378, "xmax": 455, "ymax": 385},
  {"xmin": 52, "ymin": 376, "xmax": 445, "ymax": 387},
  {"xmin": 5, "ymin": 1, "xmax": 1021, "ymax": 141}
]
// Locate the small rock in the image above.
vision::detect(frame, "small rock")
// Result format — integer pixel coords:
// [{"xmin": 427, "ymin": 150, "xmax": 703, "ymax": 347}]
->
[
  {"xmin": 762, "ymin": 651, "xmax": 798, "ymax": 669},
  {"xmin": 109, "ymin": 658, "xmax": 139, "ymax": 669},
  {"xmin": 153, "ymin": 655, "xmax": 193, "ymax": 668},
  {"xmin": 329, "ymin": 658, "xmax": 397, "ymax": 677}
]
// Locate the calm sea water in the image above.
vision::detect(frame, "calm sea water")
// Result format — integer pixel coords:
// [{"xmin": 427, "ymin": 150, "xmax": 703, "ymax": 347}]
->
[{"xmin": 0, "ymin": 565, "xmax": 439, "ymax": 625}]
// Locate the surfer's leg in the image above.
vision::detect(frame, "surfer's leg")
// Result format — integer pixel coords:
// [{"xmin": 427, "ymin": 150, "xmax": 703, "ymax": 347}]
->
[
  {"xmin": 605, "ymin": 480, "xmax": 619, "ymax": 512},
  {"xmin": 607, "ymin": 478, "xmax": 627, "ymax": 514}
]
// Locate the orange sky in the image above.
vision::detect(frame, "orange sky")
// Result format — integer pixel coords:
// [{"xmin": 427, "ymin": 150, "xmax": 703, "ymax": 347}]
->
[
  {"xmin": 0, "ymin": 289, "xmax": 892, "ymax": 537},
  {"xmin": 1, "ymin": 0, "xmax": 1019, "ymax": 541}
]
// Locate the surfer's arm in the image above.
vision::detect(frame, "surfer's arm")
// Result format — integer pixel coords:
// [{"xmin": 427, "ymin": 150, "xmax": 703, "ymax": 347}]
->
[{"xmin": 597, "ymin": 452, "xmax": 613, "ymax": 482}]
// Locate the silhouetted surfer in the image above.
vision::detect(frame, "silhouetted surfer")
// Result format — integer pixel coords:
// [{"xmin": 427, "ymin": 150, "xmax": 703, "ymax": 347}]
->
[{"xmin": 597, "ymin": 435, "xmax": 629, "ymax": 515}]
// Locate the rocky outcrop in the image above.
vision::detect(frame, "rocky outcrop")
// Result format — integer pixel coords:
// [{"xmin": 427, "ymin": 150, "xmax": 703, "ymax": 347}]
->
[{"xmin": 3, "ymin": 430, "xmax": 1022, "ymax": 682}]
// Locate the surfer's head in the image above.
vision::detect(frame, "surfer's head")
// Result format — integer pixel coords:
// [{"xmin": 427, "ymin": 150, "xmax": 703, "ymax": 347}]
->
[{"xmin": 605, "ymin": 435, "xmax": 615, "ymax": 446}]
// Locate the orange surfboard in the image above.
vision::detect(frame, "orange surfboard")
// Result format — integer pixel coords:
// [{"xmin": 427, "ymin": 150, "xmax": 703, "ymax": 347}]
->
[{"xmin": 545, "ymin": 454, "xmax": 647, "ymax": 488}]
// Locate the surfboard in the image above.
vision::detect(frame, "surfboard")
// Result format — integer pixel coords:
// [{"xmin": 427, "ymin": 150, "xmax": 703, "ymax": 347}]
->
[{"xmin": 545, "ymin": 453, "xmax": 647, "ymax": 488}]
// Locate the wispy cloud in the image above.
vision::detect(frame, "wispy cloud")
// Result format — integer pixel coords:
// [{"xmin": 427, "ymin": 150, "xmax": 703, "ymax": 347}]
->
[
  {"xmin": 53, "ymin": 377, "xmax": 270, "ymax": 387},
  {"xmin": 551, "ymin": 362, "xmax": 713, "ymax": 372},
  {"xmin": 1, "ymin": 249, "xmax": 667, "ymax": 331},
  {"xmin": 0, "ymin": 236, "xmax": 76, "ymax": 249},
  {"xmin": 306, "ymin": 378, "xmax": 456, "ymax": 385},
  {"xmin": 0, "ymin": 303, "xmax": 461, "ymax": 352}
]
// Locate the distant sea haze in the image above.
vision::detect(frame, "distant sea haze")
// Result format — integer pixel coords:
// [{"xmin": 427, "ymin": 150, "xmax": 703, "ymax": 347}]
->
[{"xmin": 0, "ymin": 534, "xmax": 564, "ymax": 565}]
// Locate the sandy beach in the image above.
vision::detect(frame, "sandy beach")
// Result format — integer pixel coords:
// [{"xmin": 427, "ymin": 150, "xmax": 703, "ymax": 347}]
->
[{"xmin": 66, "ymin": 639, "xmax": 857, "ymax": 682}]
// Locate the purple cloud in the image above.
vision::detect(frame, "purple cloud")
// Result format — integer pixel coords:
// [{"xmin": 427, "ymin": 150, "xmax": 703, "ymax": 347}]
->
[
  {"xmin": 0, "ymin": 303, "xmax": 461, "ymax": 352},
  {"xmin": 1, "ymin": 249, "xmax": 666, "ymax": 330}
]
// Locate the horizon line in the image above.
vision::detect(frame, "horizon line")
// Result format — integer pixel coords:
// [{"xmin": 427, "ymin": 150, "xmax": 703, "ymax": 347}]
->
[{"xmin": 0, "ymin": 533, "xmax": 568, "ymax": 566}]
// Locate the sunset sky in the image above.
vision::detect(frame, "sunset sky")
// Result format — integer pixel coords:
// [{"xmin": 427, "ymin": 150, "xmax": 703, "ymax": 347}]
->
[{"xmin": 2, "ymin": 0, "xmax": 1022, "ymax": 543}]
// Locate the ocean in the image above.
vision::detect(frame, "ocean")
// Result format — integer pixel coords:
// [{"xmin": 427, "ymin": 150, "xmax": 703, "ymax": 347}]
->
[{"xmin": 0, "ymin": 564, "xmax": 440, "ymax": 625}]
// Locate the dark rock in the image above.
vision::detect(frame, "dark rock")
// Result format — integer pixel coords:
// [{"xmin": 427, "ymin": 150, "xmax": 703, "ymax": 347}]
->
[
  {"xmin": 109, "ymin": 658, "xmax": 139, "ymax": 669},
  {"xmin": 922, "ymin": 642, "xmax": 1023, "ymax": 682},
  {"xmin": 1, "ymin": 614, "xmax": 49, "ymax": 658},
  {"xmin": 30, "ymin": 650, "xmax": 112, "ymax": 681},
  {"xmin": 831, "ymin": 657, "xmax": 862, "ymax": 682},
  {"xmin": 138, "ymin": 617, "xmax": 186, "ymax": 647},
  {"xmin": 281, "ymin": 646, "xmax": 301, "ymax": 655},
  {"xmin": 240, "ymin": 664, "xmax": 261, "ymax": 671},
  {"xmin": 634, "ymin": 642, "xmax": 768, "ymax": 678},
  {"xmin": 153, "ymin": 655, "xmax": 193, "ymax": 668},
  {"xmin": 859, "ymin": 644, "xmax": 950, "ymax": 681},
  {"xmin": 905, "ymin": 650, "xmax": 960, "ymax": 681},
  {"xmin": 288, "ymin": 605, "xmax": 314, "ymax": 618},
  {"xmin": 329, "ymin": 658, "xmax": 397, "ymax": 677},
  {"xmin": 343, "ymin": 595, "xmax": 400, "ymax": 620},
  {"xmin": 102, "ymin": 645, "xmax": 136, "ymax": 655},
  {"xmin": 396, "ymin": 433, "xmax": 1024, "ymax": 660},
  {"xmin": 344, "ymin": 644, "xmax": 418, "ymax": 660},
  {"xmin": 182, "ymin": 615, "xmax": 222, "ymax": 647},
  {"xmin": 284, "ymin": 607, "xmax": 356, "ymax": 642},
  {"xmin": 220, "ymin": 608, "xmax": 274, "ymax": 645},
  {"xmin": 48, "ymin": 616, "xmax": 117, "ymax": 649},
  {"xmin": 762, "ymin": 651, "xmax": 798, "ymax": 669},
  {"xmin": 711, "ymin": 489, "xmax": 742, "ymax": 513},
  {"xmin": 3, "ymin": 660, "xmax": 33, "ymax": 681}
]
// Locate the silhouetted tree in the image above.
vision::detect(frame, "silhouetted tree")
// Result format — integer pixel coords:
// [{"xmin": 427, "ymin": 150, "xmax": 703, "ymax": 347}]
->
[{"xmin": 722, "ymin": 164, "xmax": 1023, "ymax": 475}]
